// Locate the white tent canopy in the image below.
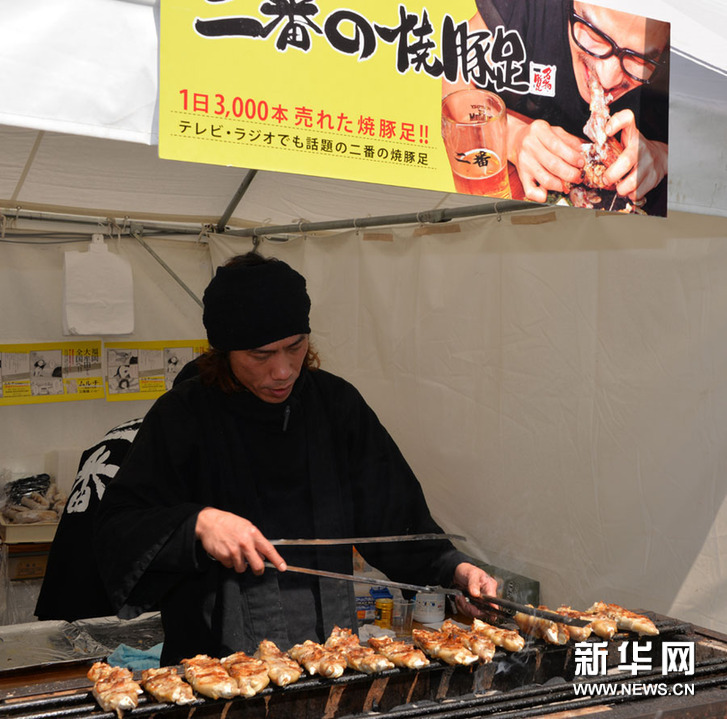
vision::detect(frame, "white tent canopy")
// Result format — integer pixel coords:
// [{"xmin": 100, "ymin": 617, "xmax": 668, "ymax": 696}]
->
[
  {"xmin": 1, "ymin": 1, "xmax": 727, "ymax": 635},
  {"xmin": 0, "ymin": 0, "xmax": 726, "ymax": 223}
]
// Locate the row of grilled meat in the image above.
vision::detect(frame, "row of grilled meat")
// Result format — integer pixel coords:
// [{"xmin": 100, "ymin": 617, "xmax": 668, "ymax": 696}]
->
[{"xmin": 88, "ymin": 601, "xmax": 658, "ymax": 717}]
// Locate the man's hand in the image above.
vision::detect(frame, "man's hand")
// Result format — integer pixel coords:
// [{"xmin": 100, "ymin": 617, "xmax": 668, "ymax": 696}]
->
[
  {"xmin": 195, "ymin": 507, "xmax": 287, "ymax": 574},
  {"xmin": 451, "ymin": 562, "xmax": 499, "ymax": 618},
  {"xmin": 603, "ymin": 109, "xmax": 668, "ymax": 201},
  {"xmin": 511, "ymin": 118, "xmax": 585, "ymax": 203}
]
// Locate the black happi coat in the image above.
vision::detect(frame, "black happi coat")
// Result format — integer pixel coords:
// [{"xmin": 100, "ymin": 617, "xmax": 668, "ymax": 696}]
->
[
  {"xmin": 94, "ymin": 368, "xmax": 468, "ymax": 665},
  {"xmin": 35, "ymin": 419, "xmax": 142, "ymax": 621}
]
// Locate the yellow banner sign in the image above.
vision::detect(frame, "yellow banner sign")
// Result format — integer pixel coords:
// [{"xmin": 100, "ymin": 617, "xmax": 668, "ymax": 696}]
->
[
  {"xmin": 105, "ymin": 340, "xmax": 208, "ymax": 402},
  {"xmin": 159, "ymin": 1, "xmax": 670, "ymax": 216},
  {"xmin": 0, "ymin": 342, "xmax": 104, "ymax": 405}
]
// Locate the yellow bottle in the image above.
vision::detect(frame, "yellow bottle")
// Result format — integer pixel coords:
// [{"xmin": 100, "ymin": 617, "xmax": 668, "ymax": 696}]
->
[{"xmin": 374, "ymin": 598, "xmax": 393, "ymax": 629}]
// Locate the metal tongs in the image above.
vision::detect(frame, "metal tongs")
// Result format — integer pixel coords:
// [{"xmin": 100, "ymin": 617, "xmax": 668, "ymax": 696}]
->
[
  {"xmin": 269, "ymin": 532, "xmax": 467, "ymax": 546},
  {"xmin": 264, "ymin": 532, "xmax": 588, "ymax": 628},
  {"xmin": 265, "ymin": 563, "xmax": 588, "ymax": 627}
]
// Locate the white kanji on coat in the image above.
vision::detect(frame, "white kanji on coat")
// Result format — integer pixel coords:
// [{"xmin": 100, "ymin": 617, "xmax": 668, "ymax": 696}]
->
[{"xmin": 66, "ymin": 445, "xmax": 119, "ymax": 513}]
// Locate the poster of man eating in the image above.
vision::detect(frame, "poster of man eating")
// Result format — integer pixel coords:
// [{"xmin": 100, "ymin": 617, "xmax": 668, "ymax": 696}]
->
[{"xmin": 442, "ymin": 0, "xmax": 670, "ymax": 215}]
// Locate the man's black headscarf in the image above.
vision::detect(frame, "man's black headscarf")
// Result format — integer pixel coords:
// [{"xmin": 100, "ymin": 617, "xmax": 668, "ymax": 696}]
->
[{"xmin": 203, "ymin": 255, "xmax": 311, "ymax": 350}]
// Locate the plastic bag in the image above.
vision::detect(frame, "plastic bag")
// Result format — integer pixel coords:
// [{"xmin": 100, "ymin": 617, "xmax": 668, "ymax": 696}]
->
[{"xmin": 1, "ymin": 473, "xmax": 67, "ymax": 524}]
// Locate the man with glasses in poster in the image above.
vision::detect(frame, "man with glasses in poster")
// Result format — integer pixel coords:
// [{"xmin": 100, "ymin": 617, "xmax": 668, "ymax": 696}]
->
[{"xmin": 453, "ymin": 0, "xmax": 670, "ymax": 213}]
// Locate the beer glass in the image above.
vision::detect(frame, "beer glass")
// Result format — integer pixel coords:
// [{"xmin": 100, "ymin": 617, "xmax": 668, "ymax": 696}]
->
[
  {"xmin": 441, "ymin": 89, "xmax": 511, "ymax": 199},
  {"xmin": 391, "ymin": 598, "xmax": 414, "ymax": 637}
]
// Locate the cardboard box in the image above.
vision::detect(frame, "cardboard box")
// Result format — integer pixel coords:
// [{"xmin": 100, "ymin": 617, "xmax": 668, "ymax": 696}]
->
[
  {"xmin": 0, "ymin": 518, "xmax": 58, "ymax": 544},
  {"xmin": 356, "ymin": 593, "xmax": 376, "ymax": 624},
  {"xmin": 6, "ymin": 542, "xmax": 52, "ymax": 580}
]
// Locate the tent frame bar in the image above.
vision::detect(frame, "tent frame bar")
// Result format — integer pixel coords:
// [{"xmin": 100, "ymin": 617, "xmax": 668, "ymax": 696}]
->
[
  {"xmin": 0, "ymin": 206, "xmax": 204, "ymax": 236},
  {"xmin": 1, "ymin": 199, "xmax": 540, "ymax": 310},
  {"xmin": 1, "ymin": 198, "xmax": 539, "ymax": 241},
  {"xmin": 223, "ymin": 199, "xmax": 539, "ymax": 238}
]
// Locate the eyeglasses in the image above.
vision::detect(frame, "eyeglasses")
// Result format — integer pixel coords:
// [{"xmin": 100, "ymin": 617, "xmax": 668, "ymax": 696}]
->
[{"xmin": 569, "ymin": 8, "xmax": 667, "ymax": 84}]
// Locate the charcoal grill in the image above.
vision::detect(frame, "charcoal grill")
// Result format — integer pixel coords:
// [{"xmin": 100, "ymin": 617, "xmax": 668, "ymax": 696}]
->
[{"xmin": 2, "ymin": 613, "xmax": 727, "ymax": 719}]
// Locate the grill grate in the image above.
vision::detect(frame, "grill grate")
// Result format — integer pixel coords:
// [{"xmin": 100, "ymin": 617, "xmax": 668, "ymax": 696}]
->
[{"xmin": 1, "ymin": 615, "xmax": 724, "ymax": 719}]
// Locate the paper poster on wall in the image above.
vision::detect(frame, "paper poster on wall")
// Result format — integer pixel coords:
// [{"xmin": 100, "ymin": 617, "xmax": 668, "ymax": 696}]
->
[
  {"xmin": 105, "ymin": 340, "xmax": 208, "ymax": 402},
  {"xmin": 159, "ymin": 0, "xmax": 670, "ymax": 216},
  {"xmin": 0, "ymin": 342, "xmax": 104, "ymax": 405}
]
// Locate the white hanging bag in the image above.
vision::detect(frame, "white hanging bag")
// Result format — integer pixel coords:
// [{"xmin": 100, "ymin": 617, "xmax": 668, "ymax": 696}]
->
[{"xmin": 63, "ymin": 234, "xmax": 134, "ymax": 335}]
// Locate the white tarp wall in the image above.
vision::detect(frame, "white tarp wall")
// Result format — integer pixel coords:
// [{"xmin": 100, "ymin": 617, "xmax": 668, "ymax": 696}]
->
[{"xmin": 2, "ymin": 207, "xmax": 727, "ymax": 632}]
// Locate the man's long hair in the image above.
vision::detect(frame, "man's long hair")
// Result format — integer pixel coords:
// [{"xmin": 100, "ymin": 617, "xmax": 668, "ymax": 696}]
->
[{"xmin": 198, "ymin": 252, "xmax": 320, "ymax": 393}]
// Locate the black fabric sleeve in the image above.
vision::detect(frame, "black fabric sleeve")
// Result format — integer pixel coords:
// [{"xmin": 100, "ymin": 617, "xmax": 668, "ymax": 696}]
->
[
  {"xmin": 145, "ymin": 512, "xmax": 211, "ymax": 573},
  {"xmin": 93, "ymin": 391, "xmax": 209, "ymax": 616}
]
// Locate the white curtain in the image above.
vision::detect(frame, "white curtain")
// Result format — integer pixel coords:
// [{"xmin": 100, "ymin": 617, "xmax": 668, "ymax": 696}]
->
[
  {"xmin": 2, "ymin": 208, "xmax": 727, "ymax": 633},
  {"xmin": 213, "ymin": 209, "xmax": 727, "ymax": 631}
]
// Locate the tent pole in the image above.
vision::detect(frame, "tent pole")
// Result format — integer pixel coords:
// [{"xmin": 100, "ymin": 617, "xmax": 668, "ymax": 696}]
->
[
  {"xmin": 131, "ymin": 228, "xmax": 203, "ymax": 308},
  {"xmin": 223, "ymin": 199, "xmax": 539, "ymax": 238},
  {"xmin": 216, "ymin": 169, "xmax": 258, "ymax": 233}
]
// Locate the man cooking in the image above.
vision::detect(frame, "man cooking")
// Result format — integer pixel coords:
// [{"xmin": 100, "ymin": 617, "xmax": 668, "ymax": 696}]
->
[
  {"xmin": 448, "ymin": 0, "xmax": 670, "ymax": 212},
  {"xmin": 94, "ymin": 251, "xmax": 497, "ymax": 665}
]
